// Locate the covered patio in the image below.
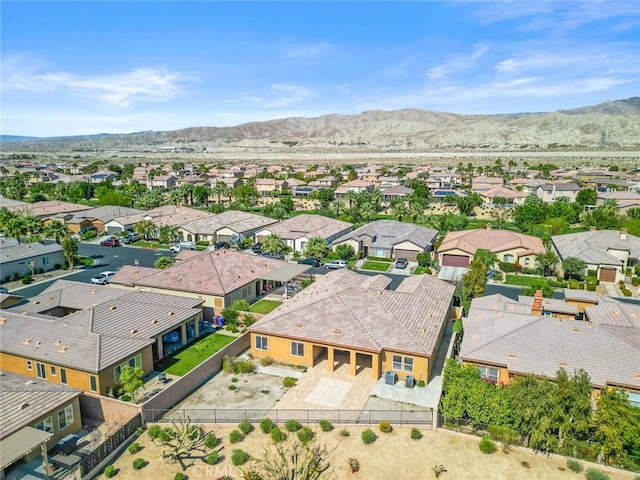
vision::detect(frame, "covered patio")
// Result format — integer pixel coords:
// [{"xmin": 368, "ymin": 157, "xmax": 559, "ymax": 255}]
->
[{"xmin": 1, "ymin": 427, "xmax": 52, "ymax": 480}]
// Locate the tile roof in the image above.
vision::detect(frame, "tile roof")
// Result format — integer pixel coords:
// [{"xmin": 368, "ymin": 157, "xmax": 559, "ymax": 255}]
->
[
  {"xmin": 333, "ymin": 220, "xmax": 438, "ymax": 250},
  {"xmin": 480, "ymin": 186, "xmax": 528, "ymax": 199},
  {"xmin": 180, "ymin": 210, "xmax": 277, "ymax": 236},
  {"xmin": 0, "ymin": 240, "xmax": 63, "ymax": 264},
  {"xmin": 110, "ymin": 249, "xmax": 288, "ymax": 296},
  {"xmin": 8, "ymin": 200, "xmax": 91, "ymax": 217},
  {"xmin": 110, "ymin": 205, "xmax": 210, "ymax": 227},
  {"xmin": 260, "ymin": 214, "xmax": 353, "ymax": 241},
  {"xmin": 538, "ymin": 182, "xmax": 581, "ymax": 192},
  {"xmin": 0, "ymin": 371, "xmax": 82, "ymax": 439},
  {"xmin": 438, "ymin": 228, "xmax": 545, "ymax": 257},
  {"xmin": 551, "ymin": 230, "xmax": 640, "ymax": 265},
  {"xmin": 70, "ymin": 205, "xmax": 142, "ymax": 222},
  {"xmin": 250, "ymin": 269, "xmax": 455, "ymax": 357}
]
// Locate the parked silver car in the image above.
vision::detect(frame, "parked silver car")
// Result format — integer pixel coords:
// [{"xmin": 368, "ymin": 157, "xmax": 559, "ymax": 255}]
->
[{"xmin": 324, "ymin": 260, "xmax": 347, "ymax": 269}]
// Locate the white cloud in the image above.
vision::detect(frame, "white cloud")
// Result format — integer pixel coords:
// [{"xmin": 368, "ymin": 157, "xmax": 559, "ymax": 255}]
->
[
  {"xmin": 426, "ymin": 44, "xmax": 489, "ymax": 79},
  {"xmin": 241, "ymin": 83, "xmax": 315, "ymax": 109},
  {"xmin": 282, "ymin": 40, "xmax": 329, "ymax": 58},
  {"xmin": 335, "ymin": 84, "xmax": 350, "ymax": 93}
]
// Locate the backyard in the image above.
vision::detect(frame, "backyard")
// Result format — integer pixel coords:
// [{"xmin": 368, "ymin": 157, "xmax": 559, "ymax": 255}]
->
[
  {"xmin": 155, "ymin": 332, "xmax": 237, "ymax": 376},
  {"xmin": 362, "ymin": 261, "xmax": 391, "ymax": 272},
  {"xmin": 248, "ymin": 299, "xmax": 282, "ymax": 314}
]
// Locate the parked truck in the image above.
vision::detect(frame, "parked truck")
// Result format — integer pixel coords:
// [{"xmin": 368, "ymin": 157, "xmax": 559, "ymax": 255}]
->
[{"xmin": 170, "ymin": 241, "xmax": 197, "ymax": 253}]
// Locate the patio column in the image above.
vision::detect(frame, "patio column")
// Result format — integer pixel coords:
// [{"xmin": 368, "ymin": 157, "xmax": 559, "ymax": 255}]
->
[
  {"xmin": 156, "ymin": 336, "xmax": 164, "ymax": 360},
  {"xmin": 194, "ymin": 317, "xmax": 200, "ymax": 338},
  {"xmin": 41, "ymin": 442, "xmax": 50, "ymax": 480},
  {"xmin": 349, "ymin": 350, "xmax": 357, "ymax": 376},
  {"xmin": 180, "ymin": 324, "xmax": 187, "ymax": 346},
  {"xmin": 327, "ymin": 347, "xmax": 334, "ymax": 373},
  {"xmin": 371, "ymin": 353, "xmax": 380, "ymax": 380}
]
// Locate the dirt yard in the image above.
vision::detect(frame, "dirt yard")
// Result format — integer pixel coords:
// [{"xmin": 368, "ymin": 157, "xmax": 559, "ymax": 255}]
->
[{"xmin": 108, "ymin": 425, "xmax": 634, "ymax": 480}]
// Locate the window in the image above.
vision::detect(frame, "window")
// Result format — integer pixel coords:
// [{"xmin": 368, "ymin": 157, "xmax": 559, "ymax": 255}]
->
[
  {"xmin": 478, "ymin": 366, "xmax": 500, "ymax": 384},
  {"xmin": 255, "ymin": 336, "xmax": 268, "ymax": 351},
  {"xmin": 290, "ymin": 342, "xmax": 304, "ymax": 357},
  {"xmin": 35, "ymin": 416, "xmax": 54, "ymax": 434},
  {"xmin": 42, "ymin": 256, "xmax": 50, "ymax": 266},
  {"xmin": 116, "ymin": 355, "xmax": 142, "ymax": 382},
  {"xmin": 392, "ymin": 355, "xmax": 413, "ymax": 372},
  {"xmin": 36, "ymin": 363, "xmax": 47, "ymax": 379},
  {"xmin": 114, "ymin": 365, "xmax": 122, "ymax": 383},
  {"xmin": 50, "ymin": 366, "xmax": 57, "ymax": 376},
  {"xmin": 128, "ymin": 354, "xmax": 142, "ymax": 369},
  {"xmin": 60, "ymin": 368, "xmax": 67, "ymax": 384},
  {"xmin": 503, "ymin": 254, "xmax": 514, "ymax": 263},
  {"xmin": 26, "ymin": 360, "xmax": 32, "ymax": 371},
  {"xmin": 89, "ymin": 375, "xmax": 97, "ymax": 392},
  {"xmin": 629, "ymin": 392, "xmax": 640, "ymax": 408},
  {"xmin": 58, "ymin": 405, "xmax": 74, "ymax": 430},
  {"xmin": 524, "ymin": 258, "xmax": 530, "ymax": 266}
]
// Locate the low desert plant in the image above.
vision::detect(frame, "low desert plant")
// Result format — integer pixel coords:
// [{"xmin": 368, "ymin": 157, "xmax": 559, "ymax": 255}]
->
[
  {"xmin": 318, "ymin": 419, "xmax": 333, "ymax": 432},
  {"xmin": 147, "ymin": 425, "xmax": 162, "ymax": 440},
  {"xmin": 416, "ymin": 380, "xmax": 426, "ymax": 388},
  {"xmin": 228, "ymin": 384, "xmax": 237, "ymax": 391},
  {"xmin": 259, "ymin": 356, "xmax": 274, "ymax": 366},
  {"xmin": 132, "ymin": 458, "xmax": 147, "ymax": 470},
  {"xmin": 231, "ymin": 449, "xmax": 250, "ymax": 466},
  {"xmin": 231, "ymin": 377, "xmax": 239, "ymax": 383},
  {"xmin": 205, "ymin": 452, "xmax": 220, "ymax": 465},
  {"xmin": 173, "ymin": 474, "xmax": 185, "ymax": 480},
  {"xmin": 128, "ymin": 443, "xmax": 141, "ymax": 454},
  {"xmin": 378, "ymin": 421, "xmax": 392, "ymax": 433},
  {"xmin": 270, "ymin": 427, "xmax": 287, "ymax": 443},
  {"xmin": 521, "ymin": 462, "xmax": 530, "ymax": 469},
  {"xmin": 104, "ymin": 465, "xmax": 116, "ymax": 478},
  {"xmin": 339, "ymin": 428, "xmax": 350, "ymax": 437},
  {"xmin": 204, "ymin": 433, "xmax": 217, "ymax": 448},
  {"xmin": 566, "ymin": 458, "xmax": 583, "ymax": 473},
  {"xmin": 479, "ymin": 436, "xmax": 497, "ymax": 454},
  {"xmin": 297, "ymin": 427, "xmax": 315, "ymax": 444},
  {"xmin": 433, "ymin": 464, "xmax": 447, "ymax": 478},
  {"xmin": 222, "ymin": 356, "xmax": 255, "ymax": 374},
  {"xmin": 361, "ymin": 429, "xmax": 378, "ymax": 445},
  {"xmin": 410, "ymin": 428, "xmax": 422, "ymax": 440},
  {"xmin": 229, "ymin": 429, "xmax": 244, "ymax": 443},
  {"xmin": 260, "ymin": 418, "xmax": 274, "ymax": 434},
  {"xmin": 238, "ymin": 419, "xmax": 253, "ymax": 435},
  {"xmin": 283, "ymin": 376, "xmax": 297, "ymax": 388},
  {"xmin": 585, "ymin": 469, "xmax": 610, "ymax": 480},
  {"xmin": 347, "ymin": 458, "xmax": 360, "ymax": 473},
  {"xmin": 285, "ymin": 419, "xmax": 302, "ymax": 432}
]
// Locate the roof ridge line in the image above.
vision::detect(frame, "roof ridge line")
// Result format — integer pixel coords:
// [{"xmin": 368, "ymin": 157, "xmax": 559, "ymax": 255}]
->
[
  {"xmin": 463, "ymin": 311, "xmax": 543, "ymax": 356},
  {"xmin": 334, "ymin": 291, "xmax": 383, "ymax": 349},
  {"xmin": 370, "ymin": 288, "xmax": 428, "ymax": 353}
]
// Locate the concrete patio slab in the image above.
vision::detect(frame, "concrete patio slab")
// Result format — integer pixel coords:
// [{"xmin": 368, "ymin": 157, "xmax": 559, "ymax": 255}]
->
[{"xmin": 370, "ymin": 375, "xmax": 442, "ymax": 409}]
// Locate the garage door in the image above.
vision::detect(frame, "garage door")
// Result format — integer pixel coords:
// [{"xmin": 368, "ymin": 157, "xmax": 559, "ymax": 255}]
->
[
  {"xmin": 599, "ymin": 267, "xmax": 617, "ymax": 282},
  {"xmin": 441, "ymin": 254, "xmax": 470, "ymax": 267},
  {"xmin": 394, "ymin": 249, "xmax": 419, "ymax": 262}
]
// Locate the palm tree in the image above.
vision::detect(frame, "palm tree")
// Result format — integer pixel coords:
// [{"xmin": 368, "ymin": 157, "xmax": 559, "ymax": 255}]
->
[
  {"xmin": 211, "ymin": 181, "xmax": 227, "ymax": 205},
  {"xmin": 134, "ymin": 219, "xmax": 157, "ymax": 240},
  {"xmin": 43, "ymin": 220, "xmax": 70, "ymax": 244},
  {"xmin": 22, "ymin": 215, "xmax": 42, "ymax": 238},
  {"xmin": 158, "ymin": 225, "xmax": 181, "ymax": 244},
  {"xmin": 193, "ymin": 185, "xmax": 211, "ymax": 207},
  {"xmin": 3, "ymin": 215, "xmax": 24, "ymax": 244},
  {"xmin": 390, "ymin": 199, "xmax": 408, "ymax": 222},
  {"xmin": 168, "ymin": 189, "xmax": 184, "ymax": 206},
  {"xmin": 303, "ymin": 236, "xmax": 329, "ymax": 259},
  {"xmin": 262, "ymin": 233, "xmax": 285, "ymax": 254},
  {"xmin": 359, "ymin": 201, "xmax": 376, "ymax": 223},
  {"xmin": 329, "ymin": 200, "xmax": 345, "ymax": 218},
  {"xmin": 344, "ymin": 190, "xmax": 358, "ymax": 210},
  {"xmin": 407, "ymin": 202, "xmax": 425, "ymax": 224}
]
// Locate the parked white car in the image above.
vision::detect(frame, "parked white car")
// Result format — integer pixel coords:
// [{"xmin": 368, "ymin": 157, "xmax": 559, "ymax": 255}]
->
[
  {"xmin": 91, "ymin": 271, "xmax": 116, "ymax": 285},
  {"xmin": 324, "ymin": 260, "xmax": 348, "ymax": 270}
]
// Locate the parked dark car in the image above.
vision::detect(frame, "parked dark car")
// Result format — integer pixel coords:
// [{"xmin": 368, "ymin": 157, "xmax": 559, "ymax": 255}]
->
[
  {"xmin": 214, "ymin": 241, "xmax": 230, "ymax": 250},
  {"xmin": 298, "ymin": 257, "xmax": 320, "ymax": 267},
  {"xmin": 395, "ymin": 257, "xmax": 409, "ymax": 269},
  {"xmin": 252, "ymin": 242, "xmax": 263, "ymax": 253},
  {"xmin": 100, "ymin": 238, "xmax": 120, "ymax": 247},
  {"xmin": 261, "ymin": 251, "xmax": 284, "ymax": 260}
]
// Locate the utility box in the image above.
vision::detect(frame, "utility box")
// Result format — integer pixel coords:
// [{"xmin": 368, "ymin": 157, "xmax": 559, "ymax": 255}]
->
[
  {"xmin": 385, "ymin": 371, "xmax": 397, "ymax": 385},
  {"xmin": 405, "ymin": 375, "xmax": 415, "ymax": 388}
]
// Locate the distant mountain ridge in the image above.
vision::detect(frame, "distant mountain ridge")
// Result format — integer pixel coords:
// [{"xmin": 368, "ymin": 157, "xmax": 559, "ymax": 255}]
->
[{"xmin": 2, "ymin": 97, "xmax": 639, "ymax": 151}]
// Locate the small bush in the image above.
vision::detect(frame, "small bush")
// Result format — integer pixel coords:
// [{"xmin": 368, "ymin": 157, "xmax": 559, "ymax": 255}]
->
[
  {"xmin": 238, "ymin": 420, "xmax": 253, "ymax": 435},
  {"xmin": 232, "ymin": 299, "xmax": 251, "ymax": 311},
  {"xmin": 297, "ymin": 427, "xmax": 315, "ymax": 444},
  {"xmin": 416, "ymin": 380, "xmax": 426, "ymax": 388},
  {"xmin": 173, "ymin": 474, "xmax": 185, "ymax": 480},
  {"xmin": 242, "ymin": 313, "xmax": 257, "ymax": 327},
  {"xmin": 347, "ymin": 458, "xmax": 360, "ymax": 473},
  {"xmin": 228, "ymin": 384, "xmax": 237, "ymax": 391},
  {"xmin": 270, "ymin": 427, "xmax": 287, "ymax": 443},
  {"xmin": 585, "ymin": 469, "xmax": 610, "ymax": 480},
  {"xmin": 128, "ymin": 442, "xmax": 141, "ymax": 454},
  {"xmin": 204, "ymin": 433, "xmax": 217, "ymax": 448},
  {"xmin": 479, "ymin": 436, "xmax": 497, "ymax": 454},
  {"xmin": 521, "ymin": 461, "xmax": 530, "ymax": 469},
  {"xmin": 339, "ymin": 428, "xmax": 350, "ymax": 437},
  {"xmin": 566, "ymin": 458, "xmax": 583, "ymax": 473},
  {"xmin": 147, "ymin": 425, "xmax": 161, "ymax": 440},
  {"xmin": 378, "ymin": 421, "xmax": 392, "ymax": 433},
  {"xmin": 231, "ymin": 377, "xmax": 239, "ymax": 383},
  {"xmin": 132, "ymin": 458, "xmax": 147, "ymax": 470},
  {"xmin": 285, "ymin": 419, "xmax": 302, "ymax": 432},
  {"xmin": 229, "ymin": 429, "xmax": 244, "ymax": 443},
  {"xmin": 361, "ymin": 429, "xmax": 378, "ymax": 445},
  {"xmin": 410, "ymin": 428, "xmax": 422, "ymax": 440},
  {"xmin": 222, "ymin": 356, "xmax": 255, "ymax": 374},
  {"xmin": 318, "ymin": 420, "xmax": 333, "ymax": 432},
  {"xmin": 205, "ymin": 452, "xmax": 220, "ymax": 465},
  {"xmin": 260, "ymin": 418, "xmax": 274, "ymax": 434},
  {"xmin": 259, "ymin": 356, "xmax": 274, "ymax": 366},
  {"xmin": 104, "ymin": 465, "xmax": 116, "ymax": 477},
  {"xmin": 231, "ymin": 449, "xmax": 250, "ymax": 466},
  {"xmin": 283, "ymin": 376, "xmax": 297, "ymax": 388},
  {"xmin": 433, "ymin": 465, "xmax": 447, "ymax": 478}
]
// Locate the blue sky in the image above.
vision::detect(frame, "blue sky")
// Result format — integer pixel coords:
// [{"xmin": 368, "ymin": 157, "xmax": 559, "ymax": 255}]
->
[{"xmin": 2, "ymin": 1, "xmax": 639, "ymax": 136}]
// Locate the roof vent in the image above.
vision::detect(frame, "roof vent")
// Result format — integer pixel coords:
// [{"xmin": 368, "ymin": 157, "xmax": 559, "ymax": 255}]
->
[
  {"xmin": 19, "ymin": 403, "xmax": 30, "ymax": 410},
  {"xmin": 151, "ymin": 319, "xmax": 158, "ymax": 324},
  {"xmin": 333, "ymin": 328, "xmax": 341, "ymax": 336},
  {"xmin": 34, "ymin": 300, "xmax": 40, "ymax": 305},
  {"xmin": 572, "ymin": 327, "xmax": 580, "ymax": 334},
  {"xmin": 109, "ymin": 305, "xmax": 117, "ymax": 311},
  {"xmin": 420, "ymin": 328, "xmax": 427, "ymax": 334},
  {"xmin": 0, "ymin": 317, "xmax": 5, "ymax": 325},
  {"xmin": 22, "ymin": 337, "xmax": 32, "ymax": 345},
  {"xmin": 168, "ymin": 311, "xmax": 175, "ymax": 316},
  {"xmin": 635, "ymin": 372, "xmax": 640, "ymax": 380},
  {"xmin": 91, "ymin": 289, "xmax": 97, "ymax": 294},
  {"xmin": 58, "ymin": 346, "xmax": 68, "ymax": 353},
  {"xmin": 295, "ymin": 323, "xmax": 303, "ymax": 329},
  {"xmin": 130, "ymin": 329, "xmax": 138, "ymax": 335},
  {"xmin": 559, "ymin": 360, "xmax": 568, "ymax": 367},
  {"xmin": 507, "ymin": 352, "xmax": 517, "ymax": 359},
  {"xmin": 54, "ymin": 340, "xmax": 61, "ymax": 345}
]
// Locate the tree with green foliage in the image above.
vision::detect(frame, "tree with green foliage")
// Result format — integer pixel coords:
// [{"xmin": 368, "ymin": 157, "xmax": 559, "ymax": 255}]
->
[
  {"xmin": 536, "ymin": 251, "xmax": 559, "ymax": 277},
  {"xmin": 474, "ymin": 249, "xmax": 498, "ymax": 268},
  {"xmin": 134, "ymin": 219, "xmax": 157, "ymax": 240},
  {"xmin": 303, "ymin": 237, "xmax": 329, "ymax": 259},
  {"xmin": 389, "ymin": 198, "xmax": 408, "ymax": 222},
  {"xmin": 548, "ymin": 197, "xmax": 579, "ymax": 224},
  {"xmin": 136, "ymin": 189, "xmax": 164, "ymax": 210},
  {"xmin": 521, "ymin": 279, "xmax": 554, "ymax": 298},
  {"xmin": 314, "ymin": 188, "xmax": 335, "ymax": 209},
  {"xmin": 154, "ymin": 256, "xmax": 175, "ymax": 269},
  {"xmin": 460, "ymin": 259, "xmax": 488, "ymax": 312},
  {"xmin": 562, "ymin": 256, "xmax": 587, "ymax": 280},
  {"xmin": 119, "ymin": 365, "xmax": 145, "ymax": 401},
  {"xmin": 334, "ymin": 243, "xmax": 355, "ymax": 260},
  {"xmin": 582, "ymin": 200, "xmax": 621, "ymax": 230},
  {"xmin": 262, "ymin": 233, "xmax": 286, "ymax": 254},
  {"xmin": 593, "ymin": 388, "xmax": 640, "ymax": 467},
  {"xmin": 513, "ymin": 196, "xmax": 547, "ymax": 233},
  {"xmin": 43, "ymin": 220, "xmax": 70, "ymax": 244},
  {"xmin": 2, "ymin": 213, "xmax": 25, "ymax": 244},
  {"xmin": 158, "ymin": 225, "xmax": 180, "ymax": 244},
  {"xmin": 575, "ymin": 188, "xmax": 597, "ymax": 207},
  {"xmin": 279, "ymin": 196, "xmax": 295, "ymax": 213},
  {"xmin": 62, "ymin": 236, "xmax": 79, "ymax": 269},
  {"xmin": 455, "ymin": 193, "xmax": 482, "ymax": 216}
]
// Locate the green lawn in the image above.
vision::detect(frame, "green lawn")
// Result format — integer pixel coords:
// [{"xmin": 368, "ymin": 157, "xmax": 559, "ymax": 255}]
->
[
  {"xmin": 76, "ymin": 256, "xmax": 94, "ymax": 267},
  {"xmin": 505, "ymin": 274, "xmax": 549, "ymax": 287},
  {"xmin": 157, "ymin": 332, "xmax": 236, "ymax": 376},
  {"xmin": 361, "ymin": 261, "xmax": 390, "ymax": 272},
  {"xmin": 132, "ymin": 240, "xmax": 170, "ymax": 250},
  {"xmin": 414, "ymin": 266, "xmax": 432, "ymax": 275},
  {"xmin": 249, "ymin": 299, "xmax": 283, "ymax": 314}
]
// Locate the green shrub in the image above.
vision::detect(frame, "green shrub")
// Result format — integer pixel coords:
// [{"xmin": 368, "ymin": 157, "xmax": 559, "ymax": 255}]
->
[
  {"xmin": 566, "ymin": 458, "xmax": 583, "ymax": 473},
  {"xmin": 21, "ymin": 274, "xmax": 32, "ymax": 285},
  {"xmin": 238, "ymin": 420, "xmax": 253, "ymax": 435},
  {"xmin": 229, "ymin": 429, "xmax": 243, "ymax": 443},
  {"xmin": 132, "ymin": 458, "xmax": 147, "ymax": 469},
  {"xmin": 228, "ymin": 384, "xmax": 237, "ymax": 391},
  {"xmin": 204, "ymin": 433, "xmax": 217, "ymax": 448},
  {"xmin": 318, "ymin": 420, "xmax": 333, "ymax": 432},
  {"xmin": 361, "ymin": 429, "xmax": 378, "ymax": 445},
  {"xmin": 585, "ymin": 469, "xmax": 610, "ymax": 480},
  {"xmin": 297, "ymin": 427, "xmax": 315, "ymax": 444},
  {"xmin": 147, "ymin": 425, "xmax": 161, "ymax": 440},
  {"xmin": 487, "ymin": 425, "xmax": 520, "ymax": 450},
  {"xmin": 260, "ymin": 418, "xmax": 274, "ymax": 434},
  {"xmin": 339, "ymin": 428, "xmax": 350, "ymax": 437},
  {"xmin": 632, "ymin": 276, "xmax": 640, "ymax": 286},
  {"xmin": 128, "ymin": 442, "xmax": 141, "ymax": 454},
  {"xmin": 270, "ymin": 427, "xmax": 287, "ymax": 443},
  {"xmin": 222, "ymin": 356, "xmax": 255, "ymax": 374},
  {"xmin": 221, "ymin": 308, "xmax": 240, "ymax": 326},
  {"xmin": 242, "ymin": 313, "xmax": 257, "ymax": 327},
  {"xmin": 259, "ymin": 356, "xmax": 274, "ymax": 366},
  {"xmin": 378, "ymin": 421, "xmax": 392, "ymax": 433},
  {"xmin": 231, "ymin": 449, "xmax": 250, "ymax": 466},
  {"xmin": 232, "ymin": 299, "xmax": 251, "ymax": 311},
  {"xmin": 366, "ymin": 256, "xmax": 393, "ymax": 262},
  {"xmin": 104, "ymin": 465, "xmax": 116, "ymax": 478},
  {"xmin": 283, "ymin": 377, "xmax": 297, "ymax": 388},
  {"xmin": 173, "ymin": 474, "xmax": 185, "ymax": 480},
  {"xmin": 416, "ymin": 380, "xmax": 426, "ymax": 388},
  {"xmin": 479, "ymin": 436, "xmax": 497, "ymax": 454},
  {"xmin": 205, "ymin": 452, "xmax": 220, "ymax": 465},
  {"xmin": 196, "ymin": 240, "xmax": 209, "ymax": 246},
  {"xmin": 410, "ymin": 428, "xmax": 422, "ymax": 440},
  {"xmin": 285, "ymin": 419, "xmax": 302, "ymax": 432}
]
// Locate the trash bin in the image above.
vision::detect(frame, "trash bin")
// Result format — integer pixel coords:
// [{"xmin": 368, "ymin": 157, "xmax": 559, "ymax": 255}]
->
[
  {"xmin": 405, "ymin": 375, "xmax": 415, "ymax": 388},
  {"xmin": 385, "ymin": 371, "xmax": 397, "ymax": 385}
]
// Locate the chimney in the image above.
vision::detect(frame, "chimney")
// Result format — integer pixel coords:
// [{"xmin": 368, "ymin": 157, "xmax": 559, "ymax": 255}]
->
[
  {"xmin": 620, "ymin": 228, "xmax": 627, "ymax": 240},
  {"xmin": 486, "ymin": 223, "xmax": 492, "ymax": 231},
  {"xmin": 532, "ymin": 290, "xmax": 543, "ymax": 316}
]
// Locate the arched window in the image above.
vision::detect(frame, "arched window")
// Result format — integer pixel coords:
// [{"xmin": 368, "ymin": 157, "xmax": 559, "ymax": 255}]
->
[
  {"xmin": 503, "ymin": 254, "xmax": 514, "ymax": 263},
  {"xmin": 524, "ymin": 258, "xmax": 530, "ymax": 266}
]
